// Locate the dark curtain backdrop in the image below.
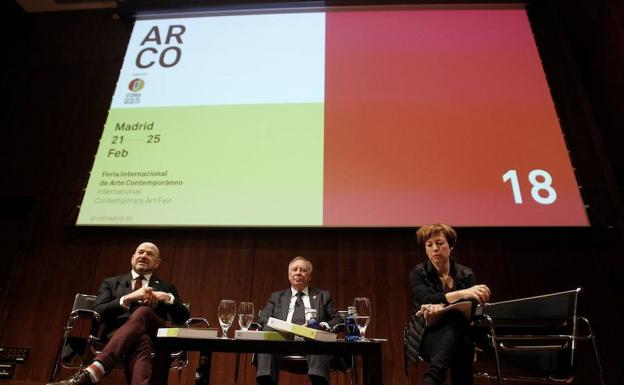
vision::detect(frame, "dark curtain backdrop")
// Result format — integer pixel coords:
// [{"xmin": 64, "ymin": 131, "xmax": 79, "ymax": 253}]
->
[{"xmin": 1, "ymin": 1, "xmax": 623, "ymax": 385}]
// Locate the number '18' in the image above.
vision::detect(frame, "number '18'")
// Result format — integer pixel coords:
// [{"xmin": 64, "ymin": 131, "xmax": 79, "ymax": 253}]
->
[{"xmin": 502, "ymin": 169, "xmax": 557, "ymax": 205}]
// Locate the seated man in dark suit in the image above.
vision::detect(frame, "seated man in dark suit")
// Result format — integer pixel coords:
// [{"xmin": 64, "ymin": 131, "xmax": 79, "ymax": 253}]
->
[
  {"xmin": 256, "ymin": 256, "xmax": 341, "ymax": 385},
  {"xmin": 48, "ymin": 242, "xmax": 190, "ymax": 385}
]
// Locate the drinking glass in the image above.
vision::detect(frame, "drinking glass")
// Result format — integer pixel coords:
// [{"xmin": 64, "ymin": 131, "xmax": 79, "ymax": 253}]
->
[
  {"xmin": 217, "ymin": 299, "xmax": 236, "ymax": 338},
  {"xmin": 353, "ymin": 297, "xmax": 371, "ymax": 340},
  {"xmin": 238, "ymin": 302, "xmax": 254, "ymax": 331}
]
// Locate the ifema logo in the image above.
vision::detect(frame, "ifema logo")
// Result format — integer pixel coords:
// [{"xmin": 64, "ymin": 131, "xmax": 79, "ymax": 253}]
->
[
  {"xmin": 124, "ymin": 78, "xmax": 144, "ymax": 104},
  {"xmin": 128, "ymin": 78, "xmax": 145, "ymax": 92}
]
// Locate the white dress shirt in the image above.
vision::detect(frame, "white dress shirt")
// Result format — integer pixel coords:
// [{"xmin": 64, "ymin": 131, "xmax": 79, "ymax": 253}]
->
[
  {"xmin": 119, "ymin": 270, "xmax": 174, "ymax": 308},
  {"xmin": 286, "ymin": 287, "xmax": 311, "ymax": 323}
]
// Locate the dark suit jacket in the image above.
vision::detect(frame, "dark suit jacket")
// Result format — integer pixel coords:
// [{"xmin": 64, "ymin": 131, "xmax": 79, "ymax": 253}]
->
[
  {"xmin": 257, "ymin": 287, "xmax": 341, "ymax": 330},
  {"xmin": 93, "ymin": 273, "xmax": 190, "ymax": 338}
]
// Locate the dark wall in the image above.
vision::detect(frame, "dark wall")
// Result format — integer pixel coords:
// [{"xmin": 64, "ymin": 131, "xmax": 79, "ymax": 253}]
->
[
  {"xmin": 0, "ymin": 1, "xmax": 622, "ymax": 385},
  {"xmin": 530, "ymin": 0, "xmax": 624, "ymax": 232}
]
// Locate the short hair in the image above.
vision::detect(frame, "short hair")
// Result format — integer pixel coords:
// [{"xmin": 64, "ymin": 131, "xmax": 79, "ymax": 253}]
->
[
  {"xmin": 288, "ymin": 256, "xmax": 313, "ymax": 274},
  {"xmin": 416, "ymin": 224, "xmax": 457, "ymax": 248}
]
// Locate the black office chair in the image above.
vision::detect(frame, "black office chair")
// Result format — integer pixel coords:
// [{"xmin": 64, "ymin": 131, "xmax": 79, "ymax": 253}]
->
[
  {"xmin": 472, "ymin": 288, "xmax": 605, "ymax": 385},
  {"xmin": 49, "ymin": 293, "xmax": 209, "ymax": 384}
]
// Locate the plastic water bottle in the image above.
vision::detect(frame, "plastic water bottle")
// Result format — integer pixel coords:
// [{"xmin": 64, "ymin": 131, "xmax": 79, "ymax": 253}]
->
[
  {"xmin": 306, "ymin": 308, "xmax": 319, "ymax": 329},
  {"xmin": 345, "ymin": 306, "xmax": 360, "ymax": 341}
]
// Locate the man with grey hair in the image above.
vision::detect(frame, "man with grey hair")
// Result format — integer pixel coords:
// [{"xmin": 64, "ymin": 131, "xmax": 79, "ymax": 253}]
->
[
  {"xmin": 48, "ymin": 242, "xmax": 190, "ymax": 385},
  {"xmin": 255, "ymin": 256, "xmax": 342, "ymax": 385}
]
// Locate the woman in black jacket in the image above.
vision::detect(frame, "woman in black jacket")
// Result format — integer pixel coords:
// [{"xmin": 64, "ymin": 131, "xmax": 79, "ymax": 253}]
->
[{"xmin": 406, "ymin": 224, "xmax": 491, "ymax": 385}]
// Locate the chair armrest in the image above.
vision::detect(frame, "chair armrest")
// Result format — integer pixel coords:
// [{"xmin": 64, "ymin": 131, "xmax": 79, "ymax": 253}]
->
[
  {"xmin": 70, "ymin": 309, "xmax": 101, "ymax": 322},
  {"xmin": 68, "ymin": 309, "xmax": 101, "ymax": 338},
  {"xmin": 575, "ymin": 316, "xmax": 595, "ymax": 339},
  {"xmin": 330, "ymin": 323, "xmax": 345, "ymax": 333},
  {"xmin": 185, "ymin": 317, "xmax": 210, "ymax": 328}
]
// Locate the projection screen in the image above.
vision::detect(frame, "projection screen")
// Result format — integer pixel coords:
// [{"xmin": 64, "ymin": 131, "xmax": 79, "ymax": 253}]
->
[{"xmin": 76, "ymin": 4, "xmax": 589, "ymax": 227}]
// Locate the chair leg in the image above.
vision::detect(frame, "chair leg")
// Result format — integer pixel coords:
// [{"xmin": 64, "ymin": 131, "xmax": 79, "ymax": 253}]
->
[
  {"xmin": 50, "ymin": 357, "xmax": 61, "ymax": 382},
  {"xmin": 487, "ymin": 326, "xmax": 504, "ymax": 385},
  {"xmin": 590, "ymin": 335, "xmax": 606, "ymax": 385},
  {"xmin": 50, "ymin": 342, "xmax": 63, "ymax": 382},
  {"xmin": 50, "ymin": 331, "xmax": 71, "ymax": 382}
]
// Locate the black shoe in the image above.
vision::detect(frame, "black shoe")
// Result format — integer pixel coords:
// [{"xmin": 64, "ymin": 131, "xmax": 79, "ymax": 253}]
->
[
  {"xmin": 47, "ymin": 370, "xmax": 94, "ymax": 385},
  {"xmin": 423, "ymin": 374, "xmax": 439, "ymax": 385},
  {"xmin": 256, "ymin": 375, "xmax": 276, "ymax": 385}
]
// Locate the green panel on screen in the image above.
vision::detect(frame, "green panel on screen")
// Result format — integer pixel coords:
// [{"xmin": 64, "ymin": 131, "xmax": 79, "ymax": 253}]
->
[{"xmin": 77, "ymin": 103, "xmax": 324, "ymax": 226}]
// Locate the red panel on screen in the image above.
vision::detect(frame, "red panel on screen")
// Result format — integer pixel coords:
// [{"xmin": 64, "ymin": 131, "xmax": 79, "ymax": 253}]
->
[{"xmin": 323, "ymin": 9, "xmax": 588, "ymax": 226}]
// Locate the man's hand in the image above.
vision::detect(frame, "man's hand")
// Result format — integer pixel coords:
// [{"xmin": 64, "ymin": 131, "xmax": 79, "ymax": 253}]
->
[
  {"xmin": 148, "ymin": 291, "xmax": 171, "ymax": 307},
  {"xmin": 123, "ymin": 287, "xmax": 153, "ymax": 307}
]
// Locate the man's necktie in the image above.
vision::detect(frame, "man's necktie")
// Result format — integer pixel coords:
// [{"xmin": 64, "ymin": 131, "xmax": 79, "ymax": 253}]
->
[
  {"xmin": 134, "ymin": 276, "xmax": 144, "ymax": 291},
  {"xmin": 292, "ymin": 291, "xmax": 306, "ymax": 325}
]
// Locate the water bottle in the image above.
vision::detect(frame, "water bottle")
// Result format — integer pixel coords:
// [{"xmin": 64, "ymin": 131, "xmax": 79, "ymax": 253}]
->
[
  {"xmin": 345, "ymin": 306, "xmax": 360, "ymax": 341},
  {"xmin": 306, "ymin": 308, "xmax": 319, "ymax": 329}
]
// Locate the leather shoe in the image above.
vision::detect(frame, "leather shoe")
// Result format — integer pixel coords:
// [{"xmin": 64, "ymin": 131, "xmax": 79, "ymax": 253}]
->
[
  {"xmin": 423, "ymin": 374, "xmax": 438, "ymax": 385},
  {"xmin": 47, "ymin": 370, "xmax": 94, "ymax": 385},
  {"xmin": 256, "ymin": 375, "xmax": 276, "ymax": 385}
]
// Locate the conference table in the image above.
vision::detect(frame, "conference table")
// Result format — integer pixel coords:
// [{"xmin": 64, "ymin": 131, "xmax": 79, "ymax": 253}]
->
[{"xmin": 158, "ymin": 337, "xmax": 384, "ymax": 385}]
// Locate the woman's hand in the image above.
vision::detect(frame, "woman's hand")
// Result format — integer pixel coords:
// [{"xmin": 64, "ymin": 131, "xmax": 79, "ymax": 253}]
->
[
  {"xmin": 461, "ymin": 284, "xmax": 491, "ymax": 304},
  {"xmin": 420, "ymin": 303, "xmax": 445, "ymax": 326}
]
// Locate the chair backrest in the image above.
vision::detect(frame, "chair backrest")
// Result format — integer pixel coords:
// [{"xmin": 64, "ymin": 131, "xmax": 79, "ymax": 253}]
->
[
  {"xmin": 478, "ymin": 288, "xmax": 580, "ymax": 320},
  {"xmin": 72, "ymin": 294, "xmax": 97, "ymax": 312},
  {"xmin": 474, "ymin": 288, "xmax": 586, "ymax": 384}
]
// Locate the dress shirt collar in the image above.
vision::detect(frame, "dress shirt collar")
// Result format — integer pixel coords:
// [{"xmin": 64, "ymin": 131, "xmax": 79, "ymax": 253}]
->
[
  {"xmin": 131, "ymin": 270, "xmax": 152, "ymax": 282},
  {"xmin": 291, "ymin": 286, "xmax": 309, "ymax": 297}
]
